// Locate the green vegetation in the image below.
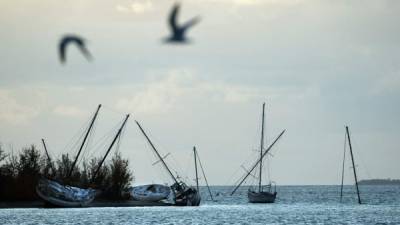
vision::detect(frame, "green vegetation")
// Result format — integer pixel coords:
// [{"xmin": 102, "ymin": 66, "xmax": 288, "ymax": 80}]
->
[{"xmin": 0, "ymin": 144, "xmax": 134, "ymax": 201}]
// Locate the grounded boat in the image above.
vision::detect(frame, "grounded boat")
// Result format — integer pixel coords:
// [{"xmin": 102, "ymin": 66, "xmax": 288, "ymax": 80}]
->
[
  {"xmin": 130, "ymin": 184, "xmax": 174, "ymax": 202},
  {"xmin": 36, "ymin": 105, "xmax": 130, "ymax": 207},
  {"xmin": 230, "ymin": 102, "xmax": 285, "ymax": 203},
  {"xmin": 339, "ymin": 126, "xmax": 362, "ymax": 204},
  {"xmin": 135, "ymin": 120, "xmax": 201, "ymax": 206},
  {"xmin": 36, "ymin": 178, "xmax": 96, "ymax": 207}
]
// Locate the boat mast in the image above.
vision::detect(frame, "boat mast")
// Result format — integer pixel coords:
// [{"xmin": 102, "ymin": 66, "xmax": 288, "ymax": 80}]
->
[
  {"xmin": 340, "ymin": 132, "xmax": 347, "ymax": 202},
  {"xmin": 193, "ymin": 146, "xmax": 199, "ymax": 191},
  {"xmin": 345, "ymin": 126, "xmax": 362, "ymax": 204},
  {"xmin": 231, "ymin": 129, "xmax": 285, "ymax": 195},
  {"xmin": 135, "ymin": 120, "xmax": 181, "ymax": 188},
  {"xmin": 195, "ymin": 147, "xmax": 215, "ymax": 201},
  {"xmin": 259, "ymin": 103, "xmax": 265, "ymax": 192},
  {"xmin": 68, "ymin": 104, "xmax": 101, "ymax": 177},
  {"xmin": 41, "ymin": 138, "xmax": 52, "ymax": 163},
  {"xmin": 92, "ymin": 114, "xmax": 129, "ymax": 181},
  {"xmin": 41, "ymin": 138, "xmax": 56, "ymax": 173}
]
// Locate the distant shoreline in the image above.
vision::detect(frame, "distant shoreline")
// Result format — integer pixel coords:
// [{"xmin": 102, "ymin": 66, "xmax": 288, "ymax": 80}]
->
[{"xmin": 358, "ymin": 179, "xmax": 400, "ymax": 185}]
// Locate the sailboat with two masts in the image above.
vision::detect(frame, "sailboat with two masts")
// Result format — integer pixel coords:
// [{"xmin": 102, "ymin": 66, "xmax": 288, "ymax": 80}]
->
[
  {"xmin": 36, "ymin": 105, "xmax": 130, "ymax": 207},
  {"xmin": 231, "ymin": 103, "xmax": 285, "ymax": 203}
]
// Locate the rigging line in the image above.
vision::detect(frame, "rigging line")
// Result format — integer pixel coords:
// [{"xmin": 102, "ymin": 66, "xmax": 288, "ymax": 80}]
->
[
  {"xmin": 62, "ymin": 112, "xmax": 93, "ymax": 155},
  {"xmin": 264, "ymin": 155, "xmax": 271, "ymax": 184},
  {"xmin": 225, "ymin": 148, "xmax": 260, "ymax": 186},
  {"xmin": 195, "ymin": 150, "xmax": 215, "ymax": 201},
  {"xmin": 115, "ymin": 120, "xmax": 127, "ymax": 154},
  {"xmin": 144, "ymin": 129, "xmax": 186, "ymax": 184},
  {"xmin": 86, "ymin": 122, "xmax": 122, "ymax": 160},
  {"xmin": 231, "ymin": 129, "xmax": 285, "ymax": 195},
  {"xmin": 350, "ymin": 135, "xmax": 373, "ymax": 179},
  {"xmin": 101, "ymin": 104, "xmax": 127, "ymax": 116},
  {"xmin": 77, "ymin": 119, "xmax": 98, "ymax": 167},
  {"xmin": 340, "ymin": 130, "xmax": 347, "ymax": 202}
]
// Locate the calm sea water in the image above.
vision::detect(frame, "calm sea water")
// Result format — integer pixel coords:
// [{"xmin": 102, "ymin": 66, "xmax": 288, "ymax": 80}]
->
[{"xmin": 1, "ymin": 185, "xmax": 399, "ymax": 224}]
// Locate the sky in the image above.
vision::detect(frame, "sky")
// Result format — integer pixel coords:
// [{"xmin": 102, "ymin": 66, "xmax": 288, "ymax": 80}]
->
[{"xmin": 0, "ymin": 0, "xmax": 399, "ymax": 185}]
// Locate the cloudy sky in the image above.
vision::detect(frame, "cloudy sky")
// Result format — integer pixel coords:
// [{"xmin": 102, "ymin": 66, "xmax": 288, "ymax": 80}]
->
[{"xmin": 1, "ymin": 0, "xmax": 399, "ymax": 185}]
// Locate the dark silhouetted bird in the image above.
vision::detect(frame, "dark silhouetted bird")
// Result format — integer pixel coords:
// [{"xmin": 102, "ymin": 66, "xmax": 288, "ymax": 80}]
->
[
  {"xmin": 165, "ymin": 3, "xmax": 200, "ymax": 43},
  {"xmin": 58, "ymin": 35, "xmax": 92, "ymax": 64}
]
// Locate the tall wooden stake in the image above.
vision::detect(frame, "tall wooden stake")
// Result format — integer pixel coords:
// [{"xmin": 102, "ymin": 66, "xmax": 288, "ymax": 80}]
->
[
  {"xmin": 345, "ymin": 126, "xmax": 362, "ymax": 204},
  {"xmin": 68, "ymin": 104, "xmax": 101, "ymax": 177}
]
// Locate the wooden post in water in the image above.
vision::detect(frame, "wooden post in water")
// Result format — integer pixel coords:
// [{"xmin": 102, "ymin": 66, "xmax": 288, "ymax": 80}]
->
[
  {"xmin": 193, "ymin": 146, "xmax": 199, "ymax": 191},
  {"xmin": 345, "ymin": 126, "xmax": 362, "ymax": 204}
]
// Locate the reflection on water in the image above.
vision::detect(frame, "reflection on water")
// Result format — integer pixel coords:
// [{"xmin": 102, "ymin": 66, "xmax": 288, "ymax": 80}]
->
[{"xmin": 1, "ymin": 185, "xmax": 399, "ymax": 224}]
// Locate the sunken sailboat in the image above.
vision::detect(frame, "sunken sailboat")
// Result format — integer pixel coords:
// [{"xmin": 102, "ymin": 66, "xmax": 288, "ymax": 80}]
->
[
  {"xmin": 134, "ymin": 120, "xmax": 201, "ymax": 206},
  {"xmin": 231, "ymin": 103, "xmax": 285, "ymax": 203},
  {"xmin": 339, "ymin": 126, "xmax": 362, "ymax": 204},
  {"xmin": 36, "ymin": 105, "xmax": 130, "ymax": 207}
]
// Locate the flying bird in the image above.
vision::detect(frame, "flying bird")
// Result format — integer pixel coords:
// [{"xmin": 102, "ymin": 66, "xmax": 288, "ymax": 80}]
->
[
  {"xmin": 58, "ymin": 35, "xmax": 92, "ymax": 64},
  {"xmin": 165, "ymin": 3, "xmax": 200, "ymax": 43}
]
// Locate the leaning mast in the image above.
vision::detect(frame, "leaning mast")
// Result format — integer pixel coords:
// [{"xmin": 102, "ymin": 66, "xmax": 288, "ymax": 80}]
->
[
  {"xmin": 231, "ymin": 129, "xmax": 285, "ymax": 195},
  {"xmin": 345, "ymin": 126, "xmax": 361, "ymax": 204},
  {"xmin": 135, "ymin": 120, "xmax": 181, "ymax": 187},
  {"xmin": 92, "ymin": 114, "xmax": 130, "ymax": 181},
  {"xmin": 68, "ymin": 104, "xmax": 101, "ymax": 177}
]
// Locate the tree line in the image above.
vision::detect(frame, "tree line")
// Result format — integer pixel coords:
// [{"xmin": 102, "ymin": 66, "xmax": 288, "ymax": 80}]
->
[{"xmin": 0, "ymin": 144, "xmax": 133, "ymax": 201}]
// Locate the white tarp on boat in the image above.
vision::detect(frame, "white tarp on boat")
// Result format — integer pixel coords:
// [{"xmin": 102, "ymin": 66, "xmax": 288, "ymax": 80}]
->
[
  {"xmin": 36, "ymin": 178, "xmax": 96, "ymax": 207},
  {"xmin": 130, "ymin": 184, "xmax": 174, "ymax": 202}
]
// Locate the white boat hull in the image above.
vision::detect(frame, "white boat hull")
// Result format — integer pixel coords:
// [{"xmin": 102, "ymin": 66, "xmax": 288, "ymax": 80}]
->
[
  {"xmin": 36, "ymin": 179, "xmax": 96, "ymax": 208},
  {"xmin": 130, "ymin": 184, "xmax": 173, "ymax": 202}
]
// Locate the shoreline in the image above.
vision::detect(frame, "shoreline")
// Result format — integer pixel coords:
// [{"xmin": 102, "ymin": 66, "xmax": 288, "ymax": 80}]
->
[{"xmin": 0, "ymin": 200, "xmax": 173, "ymax": 209}]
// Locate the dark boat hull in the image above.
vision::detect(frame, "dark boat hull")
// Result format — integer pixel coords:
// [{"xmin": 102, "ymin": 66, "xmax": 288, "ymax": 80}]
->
[
  {"xmin": 248, "ymin": 191, "xmax": 277, "ymax": 203},
  {"xmin": 175, "ymin": 187, "xmax": 201, "ymax": 206}
]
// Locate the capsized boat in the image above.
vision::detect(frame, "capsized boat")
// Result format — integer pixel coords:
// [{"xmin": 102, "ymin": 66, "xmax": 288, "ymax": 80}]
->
[
  {"xmin": 135, "ymin": 120, "xmax": 201, "ymax": 206},
  {"xmin": 130, "ymin": 184, "xmax": 174, "ymax": 202},
  {"xmin": 36, "ymin": 105, "xmax": 130, "ymax": 207},
  {"xmin": 339, "ymin": 126, "xmax": 362, "ymax": 204},
  {"xmin": 36, "ymin": 178, "xmax": 96, "ymax": 207}
]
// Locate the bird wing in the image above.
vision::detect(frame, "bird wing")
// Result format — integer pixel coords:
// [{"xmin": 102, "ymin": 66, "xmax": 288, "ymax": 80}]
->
[
  {"xmin": 182, "ymin": 16, "xmax": 200, "ymax": 31},
  {"xmin": 169, "ymin": 3, "xmax": 180, "ymax": 33},
  {"xmin": 58, "ymin": 38, "xmax": 69, "ymax": 63},
  {"xmin": 58, "ymin": 36, "xmax": 92, "ymax": 63},
  {"xmin": 77, "ymin": 44, "xmax": 93, "ymax": 61}
]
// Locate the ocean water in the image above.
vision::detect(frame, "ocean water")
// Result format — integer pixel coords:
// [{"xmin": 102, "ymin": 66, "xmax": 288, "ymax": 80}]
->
[{"xmin": 0, "ymin": 185, "xmax": 399, "ymax": 224}]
